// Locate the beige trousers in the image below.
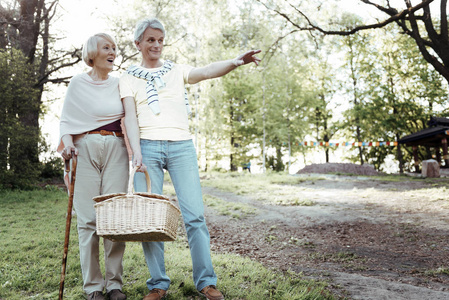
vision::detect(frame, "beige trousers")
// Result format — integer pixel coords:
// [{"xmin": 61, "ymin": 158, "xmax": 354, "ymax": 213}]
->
[{"xmin": 73, "ymin": 133, "xmax": 129, "ymax": 294}]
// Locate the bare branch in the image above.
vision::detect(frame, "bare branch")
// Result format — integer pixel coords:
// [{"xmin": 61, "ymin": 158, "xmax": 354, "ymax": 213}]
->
[
  {"xmin": 0, "ymin": 3, "xmax": 20, "ymax": 27},
  {"xmin": 256, "ymin": 0, "xmax": 449, "ymax": 82},
  {"xmin": 42, "ymin": 76, "xmax": 72, "ymax": 85},
  {"xmin": 404, "ymin": 0, "xmax": 449, "ymax": 80},
  {"xmin": 361, "ymin": 0, "xmax": 399, "ymax": 15},
  {"xmin": 260, "ymin": 29, "xmax": 300, "ymax": 66},
  {"xmin": 256, "ymin": 0, "xmax": 434, "ymax": 36},
  {"xmin": 321, "ymin": 0, "xmax": 433, "ymax": 35},
  {"xmin": 421, "ymin": 1, "xmax": 439, "ymax": 44},
  {"xmin": 255, "ymin": 0, "xmax": 315, "ymax": 33},
  {"xmin": 37, "ymin": 52, "xmax": 82, "ymax": 87}
]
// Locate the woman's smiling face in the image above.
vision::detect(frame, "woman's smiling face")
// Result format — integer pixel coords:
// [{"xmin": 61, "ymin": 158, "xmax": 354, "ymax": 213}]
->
[
  {"xmin": 92, "ymin": 37, "xmax": 116, "ymax": 72},
  {"xmin": 135, "ymin": 27, "xmax": 164, "ymax": 63}
]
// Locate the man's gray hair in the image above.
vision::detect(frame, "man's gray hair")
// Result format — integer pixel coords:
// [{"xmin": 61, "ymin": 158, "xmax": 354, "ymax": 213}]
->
[{"xmin": 134, "ymin": 18, "xmax": 165, "ymax": 42}]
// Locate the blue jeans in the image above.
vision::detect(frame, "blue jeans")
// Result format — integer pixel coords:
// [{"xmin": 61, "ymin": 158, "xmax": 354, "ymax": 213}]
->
[{"xmin": 134, "ymin": 139, "xmax": 217, "ymax": 292}]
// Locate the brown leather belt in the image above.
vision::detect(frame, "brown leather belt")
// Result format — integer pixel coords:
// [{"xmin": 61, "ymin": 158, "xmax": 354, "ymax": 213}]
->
[{"xmin": 88, "ymin": 130, "xmax": 124, "ymax": 137}]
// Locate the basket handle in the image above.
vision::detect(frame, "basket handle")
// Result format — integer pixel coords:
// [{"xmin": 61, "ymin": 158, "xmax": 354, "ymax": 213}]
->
[{"xmin": 128, "ymin": 166, "xmax": 151, "ymax": 195}]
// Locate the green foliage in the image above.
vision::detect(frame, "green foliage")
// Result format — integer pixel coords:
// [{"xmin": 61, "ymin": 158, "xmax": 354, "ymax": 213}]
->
[
  {"xmin": 111, "ymin": 1, "xmax": 317, "ymax": 173},
  {"xmin": 338, "ymin": 23, "xmax": 449, "ymax": 172},
  {"xmin": 267, "ymin": 152, "xmax": 285, "ymax": 172},
  {"xmin": 108, "ymin": 0, "xmax": 449, "ymax": 173},
  {"xmin": 220, "ymin": 67, "xmax": 260, "ymax": 170},
  {"xmin": 0, "ymin": 48, "xmax": 43, "ymax": 188},
  {"xmin": 426, "ymin": 267, "xmax": 449, "ymax": 276},
  {"xmin": 40, "ymin": 155, "xmax": 64, "ymax": 179},
  {"xmin": 0, "ymin": 187, "xmax": 336, "ymax": 299}
]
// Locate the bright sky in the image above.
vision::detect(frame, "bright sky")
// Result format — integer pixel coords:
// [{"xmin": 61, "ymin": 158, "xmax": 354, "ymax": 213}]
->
[{"xmin": 57, "ymin": 0, "xmax": 110, "ymax": 44}]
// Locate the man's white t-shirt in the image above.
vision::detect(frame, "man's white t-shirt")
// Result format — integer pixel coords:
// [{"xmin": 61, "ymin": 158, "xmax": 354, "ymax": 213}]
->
[{"xmin": 119, "ymin": 63, "xmax": 194, "ymax": 141}]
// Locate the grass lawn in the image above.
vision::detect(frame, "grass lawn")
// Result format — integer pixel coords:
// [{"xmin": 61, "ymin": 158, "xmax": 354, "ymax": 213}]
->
[
  {"xmin": 201, "ymin": 172, "xmax": 322, "ymax": 206},
  {"xmin": 0, "ymin": 181, "xmax": 337, "ymax": 299}
]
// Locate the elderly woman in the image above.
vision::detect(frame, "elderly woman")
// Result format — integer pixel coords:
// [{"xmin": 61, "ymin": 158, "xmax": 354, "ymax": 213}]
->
[
  {"xmin": 58, "ymin": 33, "xmax": 128, "ymax": 300},
  {"xmin": 120, "ymin": 18, "xmax": 260, "ymax": 300}
]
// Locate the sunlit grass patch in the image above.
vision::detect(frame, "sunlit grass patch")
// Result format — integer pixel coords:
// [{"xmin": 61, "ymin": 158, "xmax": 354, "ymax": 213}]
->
[
  {"xmin": 202, "ymin": 172, "xmax": 324, "ymax": 193},
  {"xmin": 369, "ymin": 174, "xmax": 411, "ymax": 182},
  {"xmin": 210, "ymin": 256, "xmax": 336, "ymax": 299},
  {"xmin": 162, "ymin": 182, "xmax": 177, "ymax": 198},
  {"xmin": 267, "ymin": 173, "xmax": 326, "ymax": 185},
  {"xmin": 201, "ymin": 173, "xmax": 262, "ymax": 196},
  {"xmin": 355, "ymin": 186, "xmax": 449, "ymax": 204},
  {"xmin": 201, "ymin": 172, "xmax": 319, "ymax": 207},
  {"xmin": 398, "ymin": 187, "xmax": 449, "ymax": 202},
  {"xmin": 307, "ymin": 251, "xmax": 364, "ymax": 264},
  {"xmin": 425, "ymin": 267, "xmax": 449, "ymax": 276},
  {"xmin": 203, "ymin": 194, "xmax": 257, "ymax": 219},
  {"xmin": 266, "ymin": 186, "xmax": 316, "ymax": 206},
  {"xmin": 0, "ymin": 188, "xmax": 85, "ymax": 299}
]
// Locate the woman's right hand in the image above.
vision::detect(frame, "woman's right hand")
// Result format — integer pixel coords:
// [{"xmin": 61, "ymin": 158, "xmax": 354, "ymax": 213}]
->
[{"xmin": 61, "ymin": 145, "xmax": 78, "ymax": 160}]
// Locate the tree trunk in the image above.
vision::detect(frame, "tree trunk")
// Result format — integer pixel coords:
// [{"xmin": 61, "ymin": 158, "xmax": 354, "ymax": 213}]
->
[
  {"xmin": 275, "ymin": 145, "xmax": 284, "ymax": 172},
  {"xmin": 0, "ymin": 94, "xmax": 7, "ymax": 179},
  {"xmin": 0, "ymin": 0, "xmax": 52, "ymax": 184},
  {"xmin": 18, "ymin": 0, "xmax": 44, "ymax": 64},
  {"xmin": 396, "ymin": 133, "xmax": 404, "ymax": 174},
  {"xmin": 229, "ymin": 97, "xmax": 237, "ymax": 171},
  {"xmin": 323, "ymin": 116, "xmax": 329, "ymax": 163}
]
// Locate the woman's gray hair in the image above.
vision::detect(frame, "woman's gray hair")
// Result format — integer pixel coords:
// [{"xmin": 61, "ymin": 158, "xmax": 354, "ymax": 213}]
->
[{"xmin": 134, "ymin": 18, "xmax": 165, "ymax": 42}]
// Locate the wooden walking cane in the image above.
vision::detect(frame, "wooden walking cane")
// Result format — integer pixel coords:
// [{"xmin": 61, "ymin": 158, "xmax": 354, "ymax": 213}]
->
[{"xmin": 59, "ymin": 152, "xmax": 77, "ymax": 300}]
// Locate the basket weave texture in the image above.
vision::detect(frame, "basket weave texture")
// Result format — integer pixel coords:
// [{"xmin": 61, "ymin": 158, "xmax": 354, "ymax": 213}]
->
[{"xmin": 93, "ymin": 167, "xmax": 181, "ymax": 242}]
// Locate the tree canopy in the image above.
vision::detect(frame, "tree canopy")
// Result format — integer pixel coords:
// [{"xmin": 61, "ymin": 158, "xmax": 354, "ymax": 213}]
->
[
  {"xmin": 0, "ymin": 0, "xmax": 80, "ymax": 187},
  {"xmin": 1, "ymin": 0, "xmax": 448, "ymax": 187},
  {"xmin": 255, "ymin": 0, "xmax": 449, "ymax": 83}
]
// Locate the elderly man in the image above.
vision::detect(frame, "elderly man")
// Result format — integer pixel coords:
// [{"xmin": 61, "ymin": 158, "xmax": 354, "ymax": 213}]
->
[{"xmin": 120, "ymin": 17, "xmax": 261, "ymax": 300}]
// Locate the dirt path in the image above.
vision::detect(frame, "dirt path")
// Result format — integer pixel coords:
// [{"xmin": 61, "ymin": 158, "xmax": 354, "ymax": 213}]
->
[{"xmin": 201, "ymin": 172, "xmax": 449, "ymax": 300}]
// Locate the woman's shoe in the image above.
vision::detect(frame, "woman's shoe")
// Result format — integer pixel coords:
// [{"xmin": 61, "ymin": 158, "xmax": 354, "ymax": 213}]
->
[
  {"xmin": 87, "ymin": 291, "xmax": 104, "ymax": 300},
  {"xmin": 107, "ymin": 289, "xmax": 127, "ymax": 300}
]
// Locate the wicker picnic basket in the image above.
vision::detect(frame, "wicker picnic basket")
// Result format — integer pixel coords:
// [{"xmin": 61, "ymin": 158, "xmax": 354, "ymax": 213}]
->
[{"xmin": 93, "ymin": 167, "xmax": 181, "ymax": 242}]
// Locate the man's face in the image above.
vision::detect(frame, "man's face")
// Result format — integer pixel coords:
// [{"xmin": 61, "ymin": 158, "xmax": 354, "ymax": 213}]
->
[{"xmin": 135, "ymin": 27, "xmax": 164, "ymax": 63}]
